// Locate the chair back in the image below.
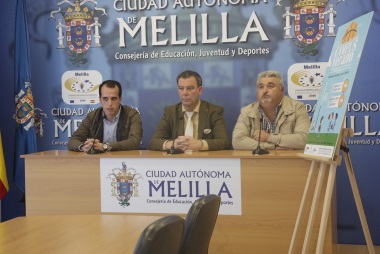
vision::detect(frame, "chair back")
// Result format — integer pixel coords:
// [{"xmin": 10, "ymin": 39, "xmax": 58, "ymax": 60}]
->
[
  {"xmin": 133, "ymin": 215, "xmax": 185, "ymax": 254},
  {"xmin": 179, "ymin": 194, "xmax": 221, "ymax": 254}
]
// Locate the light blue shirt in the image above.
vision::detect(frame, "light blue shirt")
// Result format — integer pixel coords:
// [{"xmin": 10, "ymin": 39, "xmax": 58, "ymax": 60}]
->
[{"xmin": 103, "ymin": 107, "xmax": 121, "ymax": 143}]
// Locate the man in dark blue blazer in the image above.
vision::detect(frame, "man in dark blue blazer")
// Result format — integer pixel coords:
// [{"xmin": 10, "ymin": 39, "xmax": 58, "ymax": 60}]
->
[{"xmin": 148, "ymin": 70, "xmax": 230, "ymax": 151}]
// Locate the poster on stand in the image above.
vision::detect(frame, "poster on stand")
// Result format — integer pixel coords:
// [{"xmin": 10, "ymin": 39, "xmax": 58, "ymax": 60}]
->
[{"xmin": 304, "ymin": 11, "xmax": 374, "ymax": 159}]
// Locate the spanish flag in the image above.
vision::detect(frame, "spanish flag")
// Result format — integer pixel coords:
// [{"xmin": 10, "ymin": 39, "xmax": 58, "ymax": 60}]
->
[{"xmin": 0, "ymin": 131, "xmax": 9, "ymax": 200}]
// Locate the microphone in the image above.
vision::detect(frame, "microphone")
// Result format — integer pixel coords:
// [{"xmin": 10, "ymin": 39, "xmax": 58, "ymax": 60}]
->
[
  {"xmin": 253, "ymin": 115, "xmax": 269, "ymax": 155},
  {"xmin": 88, "ymin": 115, "xmax": 106, "ymax": 154},
  {"xmin": 167, "ymin": 107, "xmax": 184, "ymax": 154}
]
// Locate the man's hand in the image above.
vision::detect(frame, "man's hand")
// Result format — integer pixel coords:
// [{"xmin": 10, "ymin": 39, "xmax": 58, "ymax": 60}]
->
[
  {"xmin": 82, "ymin": 138, "xmax": 101, "ymax": 152},
  {"xmin": 253, "ymin": 130, "xmax": 270, "ymax": 142},
  {"xmin": 175, "ymin": 136, "xmax": 203, "ymax": 151}
]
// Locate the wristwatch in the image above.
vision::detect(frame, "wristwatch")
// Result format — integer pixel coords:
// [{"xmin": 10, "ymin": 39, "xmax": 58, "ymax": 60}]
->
[{"xmin": 102, "ymin": 143, "xmax": 110, "ymax": 151}]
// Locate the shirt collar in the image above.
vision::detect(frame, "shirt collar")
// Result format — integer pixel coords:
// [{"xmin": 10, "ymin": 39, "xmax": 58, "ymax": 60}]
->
[
  {"xmin": 259, "ymin": 100, "xmax": 283, "ymax": 117},
  {"xmin": 182, "ymin": 100, "xmax": 201, "ymax": 113}
]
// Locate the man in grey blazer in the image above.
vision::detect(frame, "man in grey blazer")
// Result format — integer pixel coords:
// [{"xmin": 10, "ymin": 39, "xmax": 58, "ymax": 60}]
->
[{"xmin": 148, "ymin": 70, "xmax": 230, "ymax": 152}]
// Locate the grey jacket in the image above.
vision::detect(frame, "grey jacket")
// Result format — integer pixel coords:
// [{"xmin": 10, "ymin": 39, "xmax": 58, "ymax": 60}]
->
[
  {"xmin": 68, "ymin": 105, "xmax": 142, "ymax": 151},
  {"xmin": 232, "ymin": 96, "xmax": 310, "ymax": 150}
]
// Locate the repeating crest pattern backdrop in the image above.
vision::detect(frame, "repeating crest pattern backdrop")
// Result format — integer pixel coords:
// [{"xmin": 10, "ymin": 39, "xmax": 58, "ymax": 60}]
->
[{"xmin": 1, "ymin": 0, "xmax": 380, "ymax": 245}]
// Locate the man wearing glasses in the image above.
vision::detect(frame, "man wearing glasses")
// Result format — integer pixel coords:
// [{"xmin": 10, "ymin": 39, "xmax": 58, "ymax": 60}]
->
[
  {"xmin": 149, "ymin": 70, "xmax": 230, "ymax": 152},
  {"xmin": 68, "ymin": 80, "xmax": 142, "ymax": 152},
  {"xmin": 232, "ymin": 70, "xmax": 310, "ymax": 150}
]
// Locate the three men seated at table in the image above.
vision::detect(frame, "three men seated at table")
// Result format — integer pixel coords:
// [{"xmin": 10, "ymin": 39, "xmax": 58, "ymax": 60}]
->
[{"xmin": 68, "ymin": 70, "xmax": 309, "ymax": 152}]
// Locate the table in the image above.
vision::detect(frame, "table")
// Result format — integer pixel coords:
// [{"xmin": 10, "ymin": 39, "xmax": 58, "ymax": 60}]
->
[
  {"xmin": 22, "ymin": 150, "xmax": 336, "ymax": 253},
  {"xmin": 0, "ymin": 215, "xmax": 162, "ymax": 254}
]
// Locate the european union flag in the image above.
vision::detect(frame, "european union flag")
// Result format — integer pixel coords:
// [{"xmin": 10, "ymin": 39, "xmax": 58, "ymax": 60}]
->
[{"xmin": 14, "ymin": 0, "xmax": 38, "ymax": 194}]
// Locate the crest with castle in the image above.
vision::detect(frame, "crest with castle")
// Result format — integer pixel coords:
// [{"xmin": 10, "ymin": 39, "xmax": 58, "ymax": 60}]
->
[
  {"xmin": 50, "ymin": 0, "xmax": 107, "ymax": 54},
  {"xmin": 283, "ymin": 0, "xmax": 336, "ymax": 44},
  {"xmin": 107, "ymin": 162, "xmax": 142, "ymax": 207},
  {"xmin": 116, "ymin": 163, "xmax": 136, "ymax": 182}
]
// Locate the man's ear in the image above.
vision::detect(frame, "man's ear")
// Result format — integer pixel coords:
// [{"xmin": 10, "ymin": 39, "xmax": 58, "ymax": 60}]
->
[{"xmin": 198, "ymin": 86, "xmax": 203, "ymax": 95}]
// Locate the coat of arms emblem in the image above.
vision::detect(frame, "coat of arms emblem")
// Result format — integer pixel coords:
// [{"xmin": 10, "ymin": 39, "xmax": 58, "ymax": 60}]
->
[
  {"xmin": 107, "ymin": 162, "xmax": 142, "ymax": 207},
  {"xmin": 15, "ymin": 82, "xmax": 35, "ymax": 131},
  {"xmin": 283, "ymin": 0, "xmax": 337, "ymax": 58},
  {"xmin": 50, "ymin": 0, "xmax": 107, "ymax": 66}
]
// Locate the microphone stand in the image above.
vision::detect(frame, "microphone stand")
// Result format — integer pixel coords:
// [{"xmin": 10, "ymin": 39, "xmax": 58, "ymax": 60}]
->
[
  {"xmin": 167, "ymin": 143, "xmax": 184, "ymax": 154},
  {"xmin": 253, "ymin": 116, "xmax": 269, "ymax": 155},
  {"xmin": 88, "ymin": 115, "xmax": 106, "ymax": 155},
  {"xmin": 167, "ymin": 107, "xmax": 184, "ymax": 154}
]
